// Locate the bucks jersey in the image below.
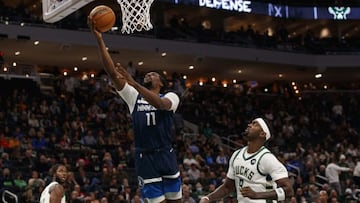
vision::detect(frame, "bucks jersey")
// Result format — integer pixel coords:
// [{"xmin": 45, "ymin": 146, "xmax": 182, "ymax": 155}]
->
[
  {"xmin": 39, "ymin": 181, "xmax": 66, "ymax": 203},
  {"xmin": 227, "ymin": 146, "xmax": 288, "ymax": 203}
]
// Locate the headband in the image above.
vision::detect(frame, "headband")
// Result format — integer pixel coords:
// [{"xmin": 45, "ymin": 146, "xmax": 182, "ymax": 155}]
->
[{"xmin": 254, "ymin": 118, "xmax": 271, "ymax": 140}]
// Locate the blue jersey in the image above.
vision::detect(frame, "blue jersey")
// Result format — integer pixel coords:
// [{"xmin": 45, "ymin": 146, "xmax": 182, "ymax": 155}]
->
[
  {"xmin": 132, "ymin": 94, "xmax": 175, "ymax": 149},
  {"xmin": 117, "ymin": 83, "xmax": 180, "ymax": 150}
]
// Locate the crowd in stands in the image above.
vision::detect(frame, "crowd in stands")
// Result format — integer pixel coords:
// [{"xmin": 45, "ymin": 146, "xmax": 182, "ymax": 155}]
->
[
  {"xmin": 1, "ymin": 2, "xmax": 360, "ymax": 203},
  {"xmin": 0, "ymin": 71, "xmax": 359, "ymax": 203}
]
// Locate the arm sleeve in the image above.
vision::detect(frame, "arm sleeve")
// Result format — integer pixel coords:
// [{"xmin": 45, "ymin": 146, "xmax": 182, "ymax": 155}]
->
[
  {"xmin": 116, "ymin": 83, "xmax": 138, "ymax": 114},
  {"xmin": 164, "ymin": 92, "xmax": 180, "ymax": 112},
  {"xmin": 259, "ymin": 153, "xmax": 289, "ymax": 181}
]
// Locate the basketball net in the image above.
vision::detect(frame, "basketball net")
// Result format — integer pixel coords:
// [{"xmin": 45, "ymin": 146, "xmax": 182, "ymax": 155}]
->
[{"xmin": 117, "ymin": 0, "xmax": 154, "ymax": 34}]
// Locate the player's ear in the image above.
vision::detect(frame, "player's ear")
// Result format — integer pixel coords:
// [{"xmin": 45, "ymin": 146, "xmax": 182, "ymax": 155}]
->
[{"xmin": 259, "ymin": 131, "xmax": 267, "ymax": 140}]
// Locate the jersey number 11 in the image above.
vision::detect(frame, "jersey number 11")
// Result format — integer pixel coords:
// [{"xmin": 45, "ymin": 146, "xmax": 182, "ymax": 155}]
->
[{"xmin": 146, "ymin": 112, "xmax": 156, "ymax": 126}]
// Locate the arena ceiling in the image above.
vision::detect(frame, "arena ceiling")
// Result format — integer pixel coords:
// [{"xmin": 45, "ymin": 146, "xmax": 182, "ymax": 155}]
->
[{"xmin": 1, "ymin": 0, "xmax": 360, "ymax": 87}]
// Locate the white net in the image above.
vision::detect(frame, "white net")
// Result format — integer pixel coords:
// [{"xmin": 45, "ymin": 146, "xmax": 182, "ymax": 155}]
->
[{"xmin": 117, "ymin": 0, "xmax": 154, "ymax": 34}]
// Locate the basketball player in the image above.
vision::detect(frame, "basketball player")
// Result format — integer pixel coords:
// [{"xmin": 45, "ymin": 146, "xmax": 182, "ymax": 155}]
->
[
  {"xmin": 199, "ymin": 118, "xmax": 294, "ymax": 203},
  {"xmin": 88, "ymin": 17, "xmax": 182, "ymax": 203},
  {"xmin": 40, "ymin": 164, "xmax": 68, "ymax": 203}
]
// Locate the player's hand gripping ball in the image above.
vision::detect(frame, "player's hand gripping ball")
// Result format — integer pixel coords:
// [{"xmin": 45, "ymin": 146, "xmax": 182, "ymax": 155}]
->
[{"xmin": 89, "ymin": 5, "xmax": 116, "ymax": 33}]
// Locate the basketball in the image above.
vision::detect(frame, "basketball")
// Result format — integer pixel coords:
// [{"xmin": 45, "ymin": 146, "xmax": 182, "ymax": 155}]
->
[{"xmin": 89, "ymin": 5, "xmax": 116, "ymax": 33}]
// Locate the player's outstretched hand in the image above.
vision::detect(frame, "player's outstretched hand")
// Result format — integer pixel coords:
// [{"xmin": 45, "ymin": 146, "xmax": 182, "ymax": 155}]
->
[
  {"xmin": 240, "ymin": 186, "xmax": 258, "ymax": 199},
  {"xmin": 115, "ymin": 63, "xmax": 137, "ymax": 86},
  {"xmin": 87, "ymin": 15, "xmax": 102, "ymax": 39}
]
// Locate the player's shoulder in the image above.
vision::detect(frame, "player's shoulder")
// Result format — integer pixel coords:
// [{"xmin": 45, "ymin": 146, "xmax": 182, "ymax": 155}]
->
[{"xmin": 164, "ymin": 91, "xmax": 180, "ymax": 99}]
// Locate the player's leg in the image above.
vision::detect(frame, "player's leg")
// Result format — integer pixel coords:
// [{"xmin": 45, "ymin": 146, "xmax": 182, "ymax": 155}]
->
[
  {"xmin": 163, "ymin": 176, "xmax": 182, "ymax": 203},
  {"xmin": 160, "ymin": 148, "xmax": 182, "ymax": 202},
  {"xmin": 135, "ymin": 151, "xmax": 167, "ymax": 203}
]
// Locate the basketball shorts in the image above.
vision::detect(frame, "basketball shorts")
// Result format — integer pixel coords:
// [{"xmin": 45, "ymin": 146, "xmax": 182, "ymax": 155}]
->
[{"xmin": 135, "ymin": 147, "xmax": 182, "ymax": 202}]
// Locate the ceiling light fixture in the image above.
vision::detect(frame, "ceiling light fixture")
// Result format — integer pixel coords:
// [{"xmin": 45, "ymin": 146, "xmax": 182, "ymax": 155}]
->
[
  {"xmin": 161, "ymin": 52, "xmax": 167, "ymax": 57},
  {"xmin": 189, "ymin": 65, "xmax": 194, "ymax": 70},
  {"xmin": 34, "ymin": 41, "xmax": 39, "ymax": 45},
  {"xmin": 138, "ymin": 61, "xmax": 143, "ymax": 66},
  {"xmin": 315, "ymin": 73, "xmax": 322, "ymax": 78},
  {"xmin": 15, "ymin": 51, "xmax": 20, "ymax": 56},
  {"xmin": 82, "ymin": 57, "xmax": 87, "ymax": 61}
]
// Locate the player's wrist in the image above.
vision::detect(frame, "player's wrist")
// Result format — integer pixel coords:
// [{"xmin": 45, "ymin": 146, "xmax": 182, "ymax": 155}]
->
[{"xmin": 275, "ymin": 187, "xmax": 285, "ymax": 201}]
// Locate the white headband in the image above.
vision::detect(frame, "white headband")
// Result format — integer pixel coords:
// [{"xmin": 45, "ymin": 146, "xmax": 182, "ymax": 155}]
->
[{"xmin": 254, "ymin": 118, "xmax": 271, "ymax": 140}]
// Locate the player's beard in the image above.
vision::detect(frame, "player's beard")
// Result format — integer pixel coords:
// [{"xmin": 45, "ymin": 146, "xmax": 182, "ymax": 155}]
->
[
  {"xmin": 242, "ymin": 131, "xmax": 249, "ymax": 141},
  {"xmin": 143, "ymin": 81, "xmax": 153, "ymax": 89},
  {"xmin": 55, "ymin": 176, "xmax": 65, "ymax": 184}
]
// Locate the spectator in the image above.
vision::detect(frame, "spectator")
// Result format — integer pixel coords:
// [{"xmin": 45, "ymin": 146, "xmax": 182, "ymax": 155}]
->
[
  {"xmin": 215, "ymin": 149, "xmax": 228, "ymax": 166},
  {"xmin": 325, "ymin": 156, "xmax": 352, "ymax": 196},
  {"xmin": 182, "ymin": 184, "xmax": 196, "ymax": 203},
  {"xmin": 187, "ymin": 163, "xmax": 200, "ymax": 182}
]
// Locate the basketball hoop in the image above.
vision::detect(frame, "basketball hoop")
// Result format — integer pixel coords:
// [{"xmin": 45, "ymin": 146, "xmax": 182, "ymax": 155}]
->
[
  {"xmin": 42, "ymin": 0, "xmax": 95, "ymax": 23},
  {"xmin": 117, "ymin": 0, "xmax": 154, "ymax": 34}
]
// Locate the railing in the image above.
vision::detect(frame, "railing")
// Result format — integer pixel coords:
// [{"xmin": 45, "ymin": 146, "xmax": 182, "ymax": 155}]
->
[
  {"xmin": 286, "ymin": 163, "xmax": 300, "ymax": 178},
  {"xmin": 216, "ymin": 134, "xmax": 243, "ymax": 151},
  {"xmin": 353, "ymin": 189, "xmax": 360, "ymax": 201},
  {"xmin": 315, "ymin": 175, "xmax": 329, "ymax": 188},
  {"xmin": 2, "ymin": 190, "xmax": 18, "ymax": 203}
]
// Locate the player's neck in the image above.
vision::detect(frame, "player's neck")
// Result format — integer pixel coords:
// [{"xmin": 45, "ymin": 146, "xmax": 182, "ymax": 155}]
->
[
  {"xmin": 247, "ymin": 142, "xmax": 263, "ymax": 153},
  {"xmin": 149, "ymin": 87, "xmax": 161, "ymax": 94}
]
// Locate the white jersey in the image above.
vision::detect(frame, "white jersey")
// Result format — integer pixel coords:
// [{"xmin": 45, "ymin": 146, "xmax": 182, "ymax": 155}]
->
[
  {"xmin": 227, "ymin": 146, "xmax": 288, "ymax": 203},
  {"xmin": 40, "ymin": 181, "xmax": 66, "ymax": 203}
]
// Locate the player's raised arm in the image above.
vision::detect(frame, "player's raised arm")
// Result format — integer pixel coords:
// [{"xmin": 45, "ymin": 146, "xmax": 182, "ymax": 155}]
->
[
  {"xmin": 115, "ymin": 66, "xmax": 178, "ymax": 111},
  {"xmin": 87, "ymin": 15, "xmax": 126, "ymax": 91}
]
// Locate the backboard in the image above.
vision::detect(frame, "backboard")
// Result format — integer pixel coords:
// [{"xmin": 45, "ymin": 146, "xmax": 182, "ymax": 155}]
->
[{"xmin": 42, "ymin": 0, "xmax": 95, "ymax": 23}]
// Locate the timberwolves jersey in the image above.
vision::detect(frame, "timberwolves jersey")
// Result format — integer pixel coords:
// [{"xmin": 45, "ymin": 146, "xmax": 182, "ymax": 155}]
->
[
  {"xmin": 117, "ymin": 83, "xmax": 179, "ymax": 149},
  {"xmin": 39, "ymin": 181, "xmax": 66, "ymax": 203},
  {"xmin": 132, "ymin": 94, "xmax": 175, "ymax": 149},
  {"xmin": 227, "ymin": 146, "xmax": 288, "ymax": 203}
]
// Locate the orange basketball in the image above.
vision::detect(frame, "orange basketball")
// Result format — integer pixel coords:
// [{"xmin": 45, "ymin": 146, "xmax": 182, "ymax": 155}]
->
[{"xmin": 89, "ymin": 5, "xmax": 116, "ymax": 33}]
